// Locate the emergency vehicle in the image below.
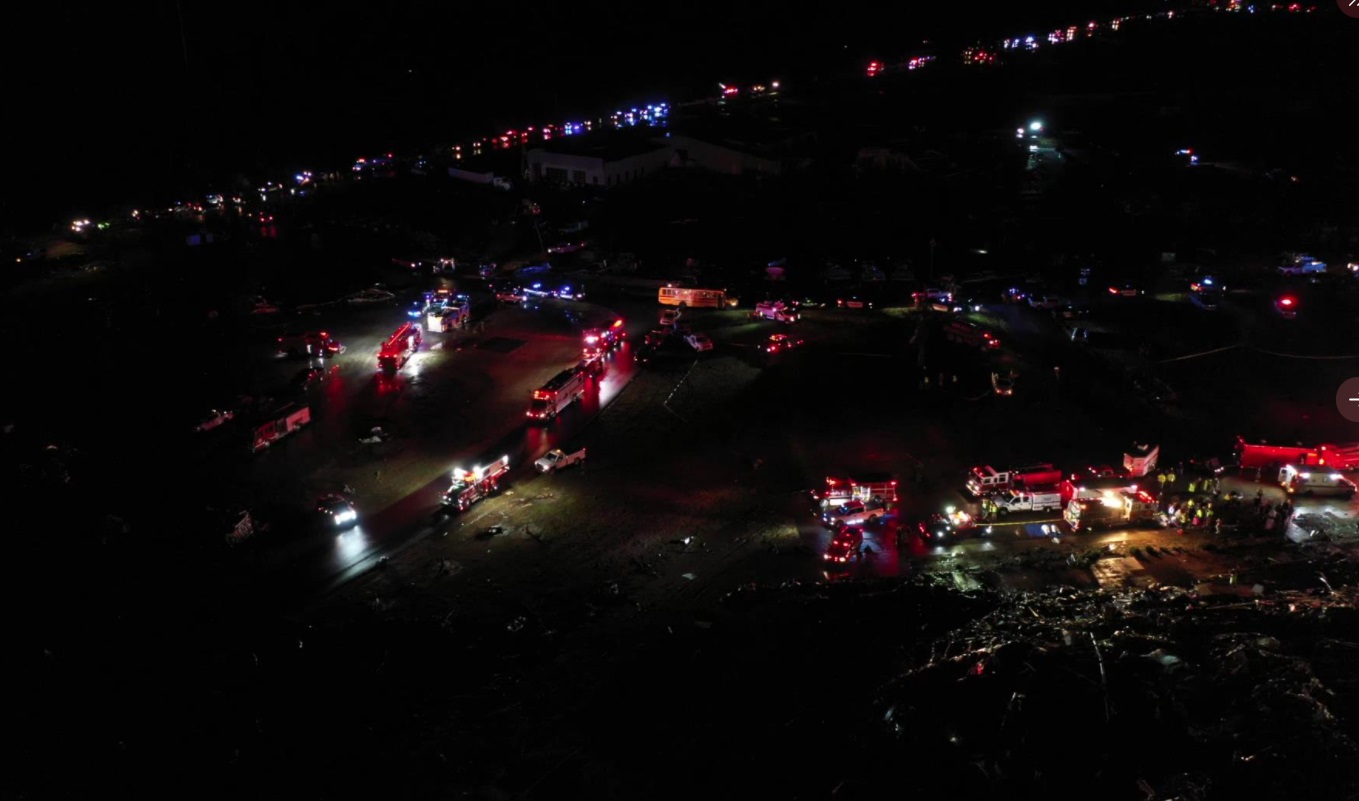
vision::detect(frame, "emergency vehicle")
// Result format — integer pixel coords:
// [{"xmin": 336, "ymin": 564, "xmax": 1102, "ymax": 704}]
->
[
  {"xmin": 965, "ymin": 464, "xmax": 1063, "ymax": 497},
  {"xmin": 441, "ymin": 456, "xmax": 510, "ymax": 511},
  {"xmin": 942, "ymin": 319, "xmax": 1001, "ymax": 350},
  {"xmin": 1059, "ymin": 474, "xmax": 1146, "ymax": 507},
  {"xmin": 427, "ymin": 294, "xmax": 471, "ymax": 332},
  {"xmin": 658, "ymin": 286, "xmax": 737, "ymax": 308},
  {"xmin": 378, "ymin": 322, "xmax": 422, "ymax": 371},
  {"xmin": 277, "ymin": 331, "xmax": 345, "ymax": 358},
  {"xmin": 527, "ymin": 366, "xmax": 587, "ymax": 421},
  {"xmin": 1063, "ymin": 490, "xmax": 1159, "ymax": 532},
  {"xmin": 813, "ymin": 474, "xmax": 899, "ymax": 507},
  {"xmin": 582, "ymin": 319, "xmax": 625, "ymax": 358},
  {"xmin": 250, "ymin": 403, "xmax": 311, "ymax": 452},
  {"xmin": 1279, "ymin": 465, "xmax": 1357, "ymax": 498},
  {"xmin": 1235, "ymin": 437, "xmax": 1359, "ymax": 470}
]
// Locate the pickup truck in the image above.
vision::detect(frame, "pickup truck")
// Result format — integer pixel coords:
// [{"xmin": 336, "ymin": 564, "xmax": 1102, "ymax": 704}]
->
[
  {"xmin": 535, "ymin": 447, "xmax": 587, "ymax": 473},
  {"xmin": 822, "ymin": 499, "xmax": 890, "ymax": 527},
  {"xmin": 991, "ymin": 489, "xmax": 1063, "ymax": 515}
]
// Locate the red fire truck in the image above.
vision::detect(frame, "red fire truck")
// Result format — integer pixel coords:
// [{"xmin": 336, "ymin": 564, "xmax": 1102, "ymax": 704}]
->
[
  {"xmin": 813, "ymin": 474, "xmax": 899, "ymax": 507},
  {"xmin": 1235, "ymin": 437, "xmax": 1359, "ymax": 470},
  {"xmin": 965, "ymin": 464, "xmax": 1063, "ymax": 497},
  {"xmin": 582, "ymin": 319, "xmax": 626, "ymax": 358},
  {"xmin": 527, "ymin": 366, "xmax": 588, "ymax": 422},
  {"xmin": 378, "ymin": 322, "xmax": 422, "ymax": 371},
  {"xmin": 250, "ymin": 403, "xmax": 311, "ymax": 452},
  {"xmin": 442, "ymin": 456, "xmax": 510, "ymax": 511}
]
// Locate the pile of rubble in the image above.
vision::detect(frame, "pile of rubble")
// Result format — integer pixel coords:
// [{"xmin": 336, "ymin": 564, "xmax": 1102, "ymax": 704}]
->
[{"xmin": 876, "ymin": 584, "xmax": 1359, "ymax": 800}]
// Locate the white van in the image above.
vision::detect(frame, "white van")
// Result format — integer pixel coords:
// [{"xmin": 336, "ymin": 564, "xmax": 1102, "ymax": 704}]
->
[{"xmin": 1279, "ymin": 465, "xmax": 1357, "ymax": 498}]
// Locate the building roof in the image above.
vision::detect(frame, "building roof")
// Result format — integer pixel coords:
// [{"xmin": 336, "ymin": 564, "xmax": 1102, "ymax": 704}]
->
[
  {"xmin": 666, "ymin": 117, "xmax": 813, "ymax": 156},
  {"xmin": 529, "ymin": 132, "xmax": 669, "ymax": 162}
]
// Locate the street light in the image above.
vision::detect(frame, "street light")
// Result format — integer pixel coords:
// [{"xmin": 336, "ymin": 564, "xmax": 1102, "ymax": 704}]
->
[{"xmin": 1029, "ymin": 120, "xmax": 1043, "ymax": 133}]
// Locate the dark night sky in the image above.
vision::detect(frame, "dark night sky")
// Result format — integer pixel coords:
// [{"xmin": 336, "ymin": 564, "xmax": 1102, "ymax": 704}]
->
[{"xmin": 3, "ymin": 1, "xmax": 1163, "ymax": 231}]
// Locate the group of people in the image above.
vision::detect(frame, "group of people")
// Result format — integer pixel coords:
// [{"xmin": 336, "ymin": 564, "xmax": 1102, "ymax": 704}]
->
[{"xmin": 1157, "ymin": 464, "xmax": 1295, "ymax": 535}]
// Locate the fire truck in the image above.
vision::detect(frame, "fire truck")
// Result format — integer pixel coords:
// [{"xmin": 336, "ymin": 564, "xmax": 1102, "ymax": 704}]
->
[
  {"xmin": 441, "ymin": 457, "xmax": 510, "ymax": 511},
  {"xmin": 527, "ymin": 366, "xmax": 588, "ymax": 422},
  {"xmin": 250, "ymin": 403, "xmax": 311, "ymax": 452},
  {"xmin": 1064, "ymin": 490, "xmax": 1159, "ymax": 532},
  {"xmin": 942, "ymin": 319, "xmax": 1001, "ymax": 351},
  {"xmin": 582, "ymin": 319, "xmax": 625, "ymax": 358},
  {"xmin": 965, "ymin": 464, "xmax": 1063, "ymax": 497},
  {"xmin": 378, "ymin": 322, "xmax": 422, "ymax": 371},
  {"xmin": 1059, "ymin": 474, "xmax": 1147, "ymax": 507},
  {"xmin": 1235, "ymin": 437, "xmax": 1359, "ymax": 470},
  {"xmin": 813, "ymin": 474, "xmax": 899, "ymax": 507}
]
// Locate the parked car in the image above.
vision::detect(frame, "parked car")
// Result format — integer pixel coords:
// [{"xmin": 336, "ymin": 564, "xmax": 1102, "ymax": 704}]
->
[
  {"xmin": 948, "ymin": 297, "xmax": 985, "ymax": 313},
  {"xmin": 644, "ymin": 329, "xmax": 671, "ymax": 347},
  {"xmin": 991, "ymin": 372, "xmax": 1015, "ymax": 396},
  {"xmin": 1027, "ymin": 294, "xmax": 1063, "ymax": 310},
  {"xmin": 634, "ymin": 344, "xmax": 657, "ymax": 365},
  {"xmin": 912, "ymin": 288, "xmax": 951, "ymax": 307},
  {"xmin": 1053, "ymin": 301, "xmax": 1090, "ymax": 320},
  {"xmin": 1106, "ymin": 280, "xmax": 1144, "ymax": 298},
  {"xmin": 823, "ymin": 525, "xmax": 864, "ymax": 566},
  {"xmin": 494, "ymin": 286, "xmax": 526, "ymax": 303},
  {"xmin": 316, "ymin": 494, "xmax": 358, "ymax": 529},
  {"xmin": 837, "ymin": 294, "xmax": 873, "ymax": 310},
  {"xmin": 1277, "ymin": 254, "xmax": 1326, "ymax": 277},
  {"xmin": 764, "ymin": 333, "xmax": 805, "ymax": 354},
  {"xmin": 194, "ymin": 408, "xmax": 235, "ymax": 433},
  {"xmin": 685, "ymin": 333, "xmax": 714, "ymax": 352},
  {"xmin": 1189, "ymin": 290, "xmax": 1221, "ymax": 310},
  {"xmin": 660, "ymin": 309, "xmax": 682, "ymax": 326}
]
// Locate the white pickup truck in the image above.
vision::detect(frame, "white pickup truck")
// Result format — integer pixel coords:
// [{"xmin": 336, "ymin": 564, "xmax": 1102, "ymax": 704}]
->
[
  {"xmin": 535, "ymin": 447, "xmax": 587, "ymax": 474},
  {"xmin": 822, "ymin": 499, "xmax": 890, "ymax": 527},
  {"xmin": 991, "ymin": 489, "xmax": 1063, "ymax": 514}
]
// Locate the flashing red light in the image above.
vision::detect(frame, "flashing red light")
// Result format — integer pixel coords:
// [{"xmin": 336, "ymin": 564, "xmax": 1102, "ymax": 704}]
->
[
  {"xmin": 611, "ymin": 319, "xmax": 624, "ymax": 329},
  {"xmin": 1279, "ymin": 297, "xmax": 1295, "ymax": 306},
  {"xmin": 1108, "ymin": 286, "xmax": 1120, "ymax": 295},
  {"xmin": 533, "ymin": 390, "xmax": 550, "ymax": 399}
]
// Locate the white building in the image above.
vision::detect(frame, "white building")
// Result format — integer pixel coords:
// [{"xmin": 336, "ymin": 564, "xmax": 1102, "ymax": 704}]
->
[{"xmin": 527, "ymin": 135, "xmax": 673, "ymax": 188}]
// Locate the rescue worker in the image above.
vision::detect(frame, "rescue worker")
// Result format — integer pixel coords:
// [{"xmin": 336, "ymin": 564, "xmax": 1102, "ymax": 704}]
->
[
  {"xmin": 1166, "ymin": 471, "xmax": 1177, "ymax": 489},
  {"xmin": 1187, "ymin": 479, "xmax": 1197, "ymax": 495}
]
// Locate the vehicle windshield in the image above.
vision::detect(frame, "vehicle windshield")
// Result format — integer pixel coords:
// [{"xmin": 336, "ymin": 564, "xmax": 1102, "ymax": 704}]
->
[{"xmin": 529, "ymin": 399, "xmax": 550, "ymax": 414}]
